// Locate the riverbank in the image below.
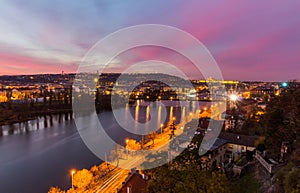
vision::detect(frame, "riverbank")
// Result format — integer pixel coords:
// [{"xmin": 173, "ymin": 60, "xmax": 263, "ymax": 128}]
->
[{"xmin": 0, "ymin": 102, "xmax": 73, "ymax": 126}]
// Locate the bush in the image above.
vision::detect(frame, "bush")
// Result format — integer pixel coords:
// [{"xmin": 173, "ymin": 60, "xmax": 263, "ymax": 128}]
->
[
  {"xmin": 48, "ymin": 186, "xmax": 64, "ymax": 193},
  {"xmin": 73, "ymin": 169, "xmax": 93, "ymax": 190}
]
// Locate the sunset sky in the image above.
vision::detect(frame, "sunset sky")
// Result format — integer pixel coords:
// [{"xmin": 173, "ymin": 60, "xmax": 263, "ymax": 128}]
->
[{"xmin": 0, "ymin": 0, "xmax": 299, "ymax": 81}]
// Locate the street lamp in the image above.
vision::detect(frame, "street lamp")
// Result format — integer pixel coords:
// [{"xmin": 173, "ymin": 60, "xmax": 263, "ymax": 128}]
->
[
  {"xmin": 125, "ymin": 139, "xmax": 129, "ymax": 158},
  {"xmin": 70, "ymin": 169, "xmax": 76, "ymax": 189},
  {"xmin": 160, "ymin": 123, "xmax": 164, "ymax": 139},
  {"xmin": 160, "ymin": 123, "xmax": 164, "ymax": 134}
]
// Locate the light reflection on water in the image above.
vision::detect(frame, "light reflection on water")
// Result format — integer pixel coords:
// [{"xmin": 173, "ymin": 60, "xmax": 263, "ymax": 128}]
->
[{"xmin": 0, "ymin": 100, "xmax": 210, "ymax": 193}]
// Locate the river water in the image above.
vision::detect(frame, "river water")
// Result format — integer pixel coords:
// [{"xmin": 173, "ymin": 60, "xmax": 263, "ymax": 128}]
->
[{"xmin": 0, "ymin": 100, "xmax": 209, "ymax": 193}]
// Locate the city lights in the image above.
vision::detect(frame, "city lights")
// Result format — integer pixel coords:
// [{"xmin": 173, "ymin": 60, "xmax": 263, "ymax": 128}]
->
[{"xmin": 229, "ymin": 94, "xmax": 238, "ymax": 101}]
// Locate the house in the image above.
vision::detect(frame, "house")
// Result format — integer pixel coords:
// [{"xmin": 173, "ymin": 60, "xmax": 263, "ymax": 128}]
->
[
  {"xmin": 219, "ymin": 132, "xmax": 258, "ymax": 161},
  {"xmin": 200, "ymin": 138, "xmax": 228, "ymax": 169},
  {"xmin": 200, "ymin": 132, "xmax": 258, "ymax": 169},
  {"xmin": 118, "ymin": 170, "xmax": 148, "ymax": 193},
  {"xmin": 222, "ymin": 109, "xmax": 245, "ymax": 130}
]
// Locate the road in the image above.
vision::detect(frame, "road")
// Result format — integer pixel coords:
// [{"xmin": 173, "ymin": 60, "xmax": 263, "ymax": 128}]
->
[
  {"xmin": 95, "ymin": 155, "xmax": 144, "ymax": 193},
  {"xmin": 94, "ymin": 105, "xmax": 223, "ymax": 193}
]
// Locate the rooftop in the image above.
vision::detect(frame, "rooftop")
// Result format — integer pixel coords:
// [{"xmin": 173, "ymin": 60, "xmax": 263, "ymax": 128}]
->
[
  {"xmin": 118, "ymin": 171, "xmax": 148, "ymax": 193},
  {"xmin": 219, "ymin": 132, "xmax": 258, "ymax": 147}
]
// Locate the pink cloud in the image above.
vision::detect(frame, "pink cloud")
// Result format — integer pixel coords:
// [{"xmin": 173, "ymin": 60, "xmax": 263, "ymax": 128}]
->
[{"xmin": 0, "ymin": 51, "xmax": 77, "ymax": 75}]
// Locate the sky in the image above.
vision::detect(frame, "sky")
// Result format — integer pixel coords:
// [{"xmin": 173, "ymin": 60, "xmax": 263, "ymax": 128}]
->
[{"xmin": 0, "ymin": 0, "xmax": 299, "ymax": 81}]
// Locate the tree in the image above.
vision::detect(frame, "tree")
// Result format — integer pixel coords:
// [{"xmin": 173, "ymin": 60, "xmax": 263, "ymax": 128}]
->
[
  {"xmin": 146, "ymin": 132, "xmax": 157, "ymax": 146},
  {"xmin": 291, "ymin": 182, "xmax": 300, "ymax": 193},
  {"xmin": 283, "ymin": 168, "xmax": 300, "ymax": 193},
  {"xmin": 169, "ymin": 120, "xmax": 177, "ymax": 139},
  {"xmin": 73, "ymin": 169, "xmax": 93, "ymax": 190},
  {"xmin": 48, "ymin": 186, "xmax": 64, "ymax": 193},
  {"xmin": 147, "ymin": 165, "xmax": 181, "ymax": 193},
  {"xmin": 147, "ymin": 163, "xmax": 231, "ymax": 193},
  {"xmin": 206, "ymin": 172, "xmax": 231, "ymax": 193},
  {"xmin": 266, "ymin": 86, "xmax": 300, "ymax": 192},
  {"xmin": 109, "ymin": 146, "xmax": 120, "ymax": 167},
  {"xmin": 263, "ymin": 86, "xmax": 300, "ymax": 159},
  {"xmin": 90, "ymin": 165, "xmax": 100, "ymax": 176}
]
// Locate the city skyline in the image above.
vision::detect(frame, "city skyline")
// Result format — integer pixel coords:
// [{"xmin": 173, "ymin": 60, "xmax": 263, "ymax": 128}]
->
[{"xmin": 0, "ymin": 0, "xmax": 300, "ymax": 81}]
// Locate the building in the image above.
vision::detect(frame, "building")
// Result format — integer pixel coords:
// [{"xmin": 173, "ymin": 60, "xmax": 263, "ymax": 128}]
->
[
  {"xmin": 200, "ymin": 138, "xmax": 228, "ymax": 169},
  {"xmin": 222, "ymin": 109, "xmax": 245, "ymax": 130},
  {"xmin": 200, "ymin": 132, "xmax": 258, "ymax": 169},
  {"xmin": 118, "ymin": 170, "xmax": 148, "ymax": 193},
  {"xmin": 250, "ymin": 86, "xmax": 278, "ymax": 96},
  {"xmin": 219, "ymin": 132, "xmax": 258, "ymax": 160}
]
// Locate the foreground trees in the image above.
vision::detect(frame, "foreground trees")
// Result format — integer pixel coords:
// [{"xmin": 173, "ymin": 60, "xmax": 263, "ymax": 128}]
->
[
  {"xmin": 48, "ymin": 164, "xmax": 110, "ymax": 193},
  {"xmin": 48, "ymin": 187, "xmax": 64, "ymax": 193},
  {"xmin": 72, "ymin": 169, "xmax": 93, "ymax": 190},
  {"xmin": 264, "ymin": 87, "xmax": 300, "ymax": 159},
  {"xmin": 261, "ymin": 85, "xmax": 300, "ymax": 193},
  {"xmin": 147, "ymin": 163, "xmax": 230, "ymax": 193}
]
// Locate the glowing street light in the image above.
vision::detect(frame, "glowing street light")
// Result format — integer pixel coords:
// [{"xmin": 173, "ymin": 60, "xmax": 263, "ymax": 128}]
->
[
  {"xmin": 160, "ymin": 123, "xmax": 164, "ymax": 134},
  {"xmin": 229, "ymin": 94, "xmax": 238, "ymax": 101},
  {"xmin": 125, "ymin": 139, "xmax": 129, "ymax": 159},
  {"xmin": 70, "ymin": 169, "xmax": 76, "ymax": 189}
]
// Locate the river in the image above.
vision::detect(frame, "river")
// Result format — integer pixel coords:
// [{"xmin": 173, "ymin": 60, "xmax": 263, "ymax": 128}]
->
[{"xmin": 0, "ymin": 100, "xmax": 210, "ymax": 193}]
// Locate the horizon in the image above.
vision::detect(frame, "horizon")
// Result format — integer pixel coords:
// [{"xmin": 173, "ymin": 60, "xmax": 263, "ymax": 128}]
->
[{"xmin": 0, "ymin": 72, "xmax": 297, "ymax": 83}]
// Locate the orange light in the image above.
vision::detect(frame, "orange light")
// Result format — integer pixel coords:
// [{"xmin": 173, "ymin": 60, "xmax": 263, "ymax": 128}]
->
[{"xmin": 71, "ymin": 169, "xmax": 76, "ymax": 176}]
